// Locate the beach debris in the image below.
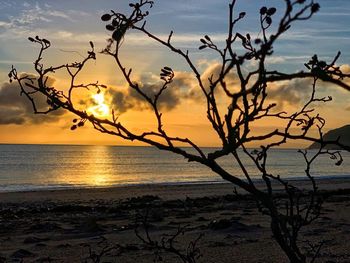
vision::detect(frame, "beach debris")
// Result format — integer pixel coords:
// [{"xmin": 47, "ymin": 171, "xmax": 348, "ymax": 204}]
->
[
  {"xmin": 34, "ymin": 256, "xmax": 54, "ymax": 262},
  {"xmin": 124, "ymin": 195, "xmax": 161, "ymax": 207},
  {"xmin": 11, "ymin": 249, "xmax": 34, "ymax": 259},
  {"xmin": 209, "ymin": 219, "xmax": 232, "ymax": 230},
  {"xmin": 209, "ymin": 218, "xmax": 253, "ymax": 232},
  {"xmin": 51, "ymin": 204, "xmax": 92, "ymax": 213},
  {"xmin": 23, "ymin": 236, "xmax": 49, "ymax": 244},
  {"xmin": 0, "ymin": 253, "xmax": 5, "ymax": 263},
  {"xmin": 124, "ymin": 244, "xmax": 140, "ymax": 251},
  {"xmin": 80, "ymin": 217, "xmax": 103, "ymax": 233},
  {"xmin": 29, "ymin": 222, "xmax": 62, "ymax": 233}
]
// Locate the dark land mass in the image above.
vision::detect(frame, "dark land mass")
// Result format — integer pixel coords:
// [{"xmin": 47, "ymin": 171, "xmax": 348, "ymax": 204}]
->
[{"xmin": 309, "ymin": 125, "xmax": 350, "ymax": 150}]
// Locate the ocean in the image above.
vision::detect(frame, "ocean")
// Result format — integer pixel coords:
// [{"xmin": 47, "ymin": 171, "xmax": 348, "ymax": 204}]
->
[{"xmin": 0, "ymin": 144, "xmax": 349, "ymax": 192}]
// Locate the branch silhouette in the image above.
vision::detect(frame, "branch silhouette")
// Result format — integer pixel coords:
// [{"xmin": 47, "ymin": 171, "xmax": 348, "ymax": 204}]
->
[{"xmin": 9, "ymin": 0, "xmax": 350, "ymax": 262}]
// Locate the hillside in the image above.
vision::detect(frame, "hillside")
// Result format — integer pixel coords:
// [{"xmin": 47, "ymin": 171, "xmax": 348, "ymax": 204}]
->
[{"xmin": 309, "ymin": 125, "xmax": 350, "ymax": 149}]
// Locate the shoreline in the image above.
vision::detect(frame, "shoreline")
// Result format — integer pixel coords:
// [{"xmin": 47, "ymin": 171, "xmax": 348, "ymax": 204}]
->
[{"xmin": 1, "ymin": 176, "xmax": 350, "ymax": 203}]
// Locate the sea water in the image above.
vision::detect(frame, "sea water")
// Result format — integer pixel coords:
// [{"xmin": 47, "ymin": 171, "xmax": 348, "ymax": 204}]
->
[{"xmin": 0, "ymin": 144, "xmax": 349, "ymax": 192}]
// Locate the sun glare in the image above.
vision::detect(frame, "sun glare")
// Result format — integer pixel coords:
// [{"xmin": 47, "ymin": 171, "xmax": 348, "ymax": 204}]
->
[{"xmin": 87, "ymin": 93, "xmax": 110, "ymax": 118}]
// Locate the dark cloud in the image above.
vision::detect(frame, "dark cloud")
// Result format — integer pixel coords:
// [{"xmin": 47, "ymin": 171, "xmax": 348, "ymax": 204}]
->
[
  {"xmin": 267, "ymin": 78, "xmax": 314, "ymax": 108},
  {"xmin": 0, "ymin": 73, "xmax": 66, "ymax": 125},
  {"xmin": 201, "ymin": 63, "xmax": 240, "ymax": 92},
  {"xmin": 107, "ymin": 63, "xmax": 240, "ymax": 114},
  {"xmin": 107, "ymin": 81, "xmax": 183, "ymax": 114},
  {"xmin": 0, "ymin": 108, "xmax": 25, "ymax": 125},
  {"xmin": 267, "ymin": 63, "xmax": 350, "ymax": 107},
  {"xmin": 107, "ymin": 72, "xmax": 200, "ymax": 114}
]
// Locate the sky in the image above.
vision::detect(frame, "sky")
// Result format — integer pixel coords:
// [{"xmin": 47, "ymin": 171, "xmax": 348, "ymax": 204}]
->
[{"xmin": 0, "ymin": 0, "xmax": 350, "ymax": 147}]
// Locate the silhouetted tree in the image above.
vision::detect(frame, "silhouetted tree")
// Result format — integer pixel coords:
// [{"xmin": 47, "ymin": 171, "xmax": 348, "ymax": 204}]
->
[{"xmin": 9, "ymin": 0, "xmax": 350, "ymax": 262}]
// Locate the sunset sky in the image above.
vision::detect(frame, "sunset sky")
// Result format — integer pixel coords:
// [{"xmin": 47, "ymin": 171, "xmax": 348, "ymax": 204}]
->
[{"xmin": 0, "ymin": 0, "xmax": 350, "ymax": 147}]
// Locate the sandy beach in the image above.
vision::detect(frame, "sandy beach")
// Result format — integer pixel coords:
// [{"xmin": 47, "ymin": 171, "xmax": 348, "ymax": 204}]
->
[{"xmin": 0, "ymin": 179, "xmax": 349, "ymax": 262}]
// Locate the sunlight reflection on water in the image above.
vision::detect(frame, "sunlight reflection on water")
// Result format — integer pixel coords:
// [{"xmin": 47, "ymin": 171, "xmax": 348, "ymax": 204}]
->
[{"xmin": 0, "ymin": 144, "xmax": 349, "ymax": 192}]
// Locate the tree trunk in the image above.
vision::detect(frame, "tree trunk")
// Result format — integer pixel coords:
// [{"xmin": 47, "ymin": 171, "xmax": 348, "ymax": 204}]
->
[{"xmin": 270, "ymin": 218, "xmax": 306, "ymax": 263}]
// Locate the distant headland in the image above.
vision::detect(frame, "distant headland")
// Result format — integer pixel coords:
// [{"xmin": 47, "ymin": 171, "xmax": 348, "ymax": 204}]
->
[{"xmin": 309, "ymin": 125, "xmax": 350, "ymax": 149}]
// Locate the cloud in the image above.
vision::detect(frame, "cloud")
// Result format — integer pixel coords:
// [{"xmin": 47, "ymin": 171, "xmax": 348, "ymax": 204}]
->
[
  {"xmin": 0, "ymin": 108, "xmax": 25, "ymax": 125},
  {"xmin": 0, "ymin": 2, "xmax": 91, "ymax": 41},
  {"xmin": 1, "ymin": 62, "xmax": 236, "ymax": 126},
  {"xmin": 106, "ymin": 62, "xmax": 239, "ymax": 114},
  {"xmin": 266, "ymin": 56, "xmax": 286, "ymax": 64},
  {"xmin": 340, "ymin": 64, "xmax": 350, "ymax": 75},
  {"xmin": 107, "ymin": 74, "xmax": 191, "ymax": 114},
  {"xmin": 265, "ymin": 63, "xmax": 350, "ymax": 110},
  {"xmin": 12, "ymin": 2, "xmax": 86, "ymax": 25},
  {"xmin": 106, "ymin": 74, "xmax": 194, "ymax": 114},
  {"xmin": 201, "ymin": 62, "xmax": 240, "ymax": 90},
  {"xmin": 267, "ymin": 78, "xmax": 313, "ymax": 107},
  {"xmin": 0, "ymin": 74, "xmax": 65, "ymax": 125}
]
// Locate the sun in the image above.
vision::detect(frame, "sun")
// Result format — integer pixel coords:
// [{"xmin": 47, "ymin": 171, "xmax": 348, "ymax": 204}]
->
[{"xmin": 87, "ymin": 93, "xmax": 110, "ymax": 118}]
